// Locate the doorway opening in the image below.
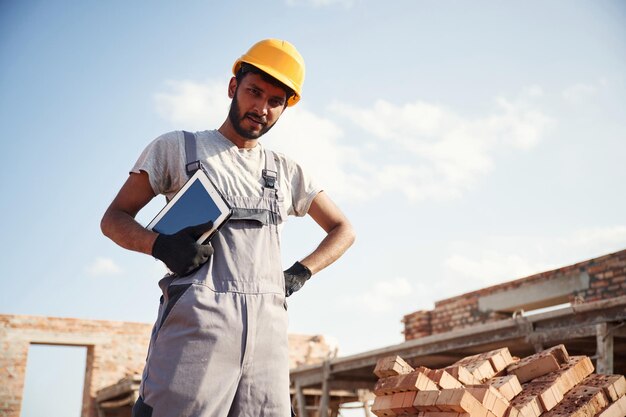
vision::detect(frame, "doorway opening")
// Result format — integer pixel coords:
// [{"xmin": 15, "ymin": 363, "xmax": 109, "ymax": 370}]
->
[{"xmin": 21, "ymin": 344, "xmax": 87, "ymax": 417}]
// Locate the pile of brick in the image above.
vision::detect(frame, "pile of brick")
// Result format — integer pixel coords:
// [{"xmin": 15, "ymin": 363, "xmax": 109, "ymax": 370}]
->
[{"xmin": 371, "ymin": 345, "xmax": 626, "ymax": 417}]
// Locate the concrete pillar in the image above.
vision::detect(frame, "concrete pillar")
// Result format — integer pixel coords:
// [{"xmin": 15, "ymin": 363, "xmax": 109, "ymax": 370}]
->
[{"xmin": 595, "ymin": 323, "xmax": 614, "ymax": 374}]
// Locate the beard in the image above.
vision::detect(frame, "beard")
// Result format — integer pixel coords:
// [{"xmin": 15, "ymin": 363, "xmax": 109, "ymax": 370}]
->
[{"xmin": 228, "ymin": 92, "xmax": 277, "ymax": 140}]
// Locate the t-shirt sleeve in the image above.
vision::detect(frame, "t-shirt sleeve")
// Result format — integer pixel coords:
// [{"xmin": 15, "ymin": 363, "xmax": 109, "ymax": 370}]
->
[
  {"xmin": 285, "ymin": 157, "xmax": 322, "ymax": 217},
  {"xmin": 130, "ymin": 131, "xmax": 185, "ymax": 197}
]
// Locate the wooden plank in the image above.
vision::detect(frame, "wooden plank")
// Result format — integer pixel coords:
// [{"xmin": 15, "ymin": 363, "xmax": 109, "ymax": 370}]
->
[
  {"xmin": 95, "ymin": 375, "xmax": 141, "ymax": 402},
  {"xmin": 319, "ymin": 361, "xmax": 331, "ymax": 417},
  {"xmin": 296, "ymin": 380, "xmax": 307, "ymax": 417}
]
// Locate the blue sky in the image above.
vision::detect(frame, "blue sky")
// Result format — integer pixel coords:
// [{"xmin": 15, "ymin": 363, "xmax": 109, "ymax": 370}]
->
[{"xmin": 2, "ymin": 1, "xmax": 626, "ymax": 415}]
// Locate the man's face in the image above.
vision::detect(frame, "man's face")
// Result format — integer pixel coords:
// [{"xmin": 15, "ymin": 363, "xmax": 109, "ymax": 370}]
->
[{"xmin": 228, "ymin": 73, "xmax": 287, "ymax": 140}]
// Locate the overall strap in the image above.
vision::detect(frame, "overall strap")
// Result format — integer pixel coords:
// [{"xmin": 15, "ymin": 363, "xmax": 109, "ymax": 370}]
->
[
  {"xmin": 183, "ymin": 130, "xmax": 202, "ymax": 177},
  {"xmin": 184, "ymin": 131, "xmax": 280, "ymax": 202},
  {"xmin": 262, "ymin": 149, "xmax": 282, "ymax": 200}
]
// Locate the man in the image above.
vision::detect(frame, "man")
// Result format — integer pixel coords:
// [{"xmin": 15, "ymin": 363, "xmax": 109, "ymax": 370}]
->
[{"xmin": 100, "ymin": 39, "xmax": 355, "ymax": 417}]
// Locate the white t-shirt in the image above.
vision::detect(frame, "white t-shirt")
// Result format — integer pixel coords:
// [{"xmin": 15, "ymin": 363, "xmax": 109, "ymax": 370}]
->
[{"xmin": 131, "ymin": 130, "xmax": 321, "ymax": 217}]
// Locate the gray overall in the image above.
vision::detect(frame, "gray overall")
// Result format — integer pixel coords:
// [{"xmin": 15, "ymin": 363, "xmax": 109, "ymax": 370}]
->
[{"xmin": 134, "ymin": 132, "xmax": 290, "ymax": 417}]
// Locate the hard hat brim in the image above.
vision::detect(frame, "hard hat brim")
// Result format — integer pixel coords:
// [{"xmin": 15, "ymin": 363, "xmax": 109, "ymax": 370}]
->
[{"xmin": 233, "ymin": 59, "xmax": 301, "ymax": 106}]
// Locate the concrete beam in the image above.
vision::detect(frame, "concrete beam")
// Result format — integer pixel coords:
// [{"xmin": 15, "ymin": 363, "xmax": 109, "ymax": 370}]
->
[{"xmin": 478, "ymin": 272, "xmax": 590, "ymax": 313}]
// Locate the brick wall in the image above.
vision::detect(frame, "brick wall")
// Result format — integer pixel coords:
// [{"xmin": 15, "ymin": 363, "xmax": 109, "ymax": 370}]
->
[
  {"xmin": 0, "ymin": 315, "xmax": 152, "ymax": 417},
  {"xmin": 0, "ymin": 315, "xmax": 334, "ymax": 417},
  {"xmin": 403, "ymin": 248, "xmax": 626, "ymax": 341}
]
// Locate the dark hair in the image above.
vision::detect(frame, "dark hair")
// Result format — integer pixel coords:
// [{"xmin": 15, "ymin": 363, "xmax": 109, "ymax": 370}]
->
[{"xmin": 235, "ymin": 62, "xmax": 295, "ymax": 103}]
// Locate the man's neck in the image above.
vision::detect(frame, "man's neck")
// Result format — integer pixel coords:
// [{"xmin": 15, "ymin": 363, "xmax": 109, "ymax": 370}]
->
[{"xmin": 218, "ymin": 121, "xmax": 258, "ymax": 149}]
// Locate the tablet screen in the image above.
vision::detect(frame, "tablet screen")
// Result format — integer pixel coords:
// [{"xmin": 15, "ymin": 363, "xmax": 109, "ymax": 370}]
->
[{"xmin": 151, "ymin": 179, "xmax": 222, "ymax": 235}]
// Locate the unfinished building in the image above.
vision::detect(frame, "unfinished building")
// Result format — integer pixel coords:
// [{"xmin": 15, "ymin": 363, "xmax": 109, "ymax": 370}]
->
[
  {"xmin": 1, "ymin": 248, "xmax": 624, "ymax": 417},
  {"xmin": 0, "ymin": 316, "xmax": 335, "ymax": 417},
  {"xmin": 289, "ymin": 249, "xmax": 626, "ymax": 416}
]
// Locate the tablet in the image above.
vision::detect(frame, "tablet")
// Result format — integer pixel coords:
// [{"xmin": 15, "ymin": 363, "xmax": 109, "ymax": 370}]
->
[{"xmin": 147, "ymin": 168, "xmax": 232, "ymax": 244}]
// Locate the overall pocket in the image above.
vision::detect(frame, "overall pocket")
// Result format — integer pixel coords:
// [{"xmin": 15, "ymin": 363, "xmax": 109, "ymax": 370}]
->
[
  {"xmin": 132, "ymin": 396, "xmax": 153, "ymax": 417},
  {"xmin": 158, "ymin": 283, "xmax": 192, "ymax": 329}
]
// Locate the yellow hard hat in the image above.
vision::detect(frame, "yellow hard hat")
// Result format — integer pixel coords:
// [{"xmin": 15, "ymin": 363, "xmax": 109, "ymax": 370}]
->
[{"xmin": 232, "ymin": 39, "xmax": 305, "ymax": 106}]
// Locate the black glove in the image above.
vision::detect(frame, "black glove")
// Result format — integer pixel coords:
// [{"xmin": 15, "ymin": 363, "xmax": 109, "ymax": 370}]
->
[
  {"xmin": 151, "ymin": 221, "xmax": 214, "ymax": 277},
  {"xmin": 284, "ymin": 261, "xmax": 312, "ymax": 297}
]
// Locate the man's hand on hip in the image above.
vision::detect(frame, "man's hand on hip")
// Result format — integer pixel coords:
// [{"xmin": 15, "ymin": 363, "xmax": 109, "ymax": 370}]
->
[
  {"xmin": 284, "ymin": 261, "xmax": 312, "ymax": 297},
  {"xmin": 151, "ymin": 221, "xmax": 214, "ymax": 277}
]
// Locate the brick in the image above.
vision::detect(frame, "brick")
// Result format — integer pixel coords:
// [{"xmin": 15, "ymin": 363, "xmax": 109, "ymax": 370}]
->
[
  {"xmin": 390, "ymin": 391, "xmax": 420, "ymax": 415},
  {"xmin": 485, "ymin": 375, "xmax": 523, "ymax": 401},
  {"xmin": 374, "ymin": 370, "xmax": 439, "ymax": 396},
  {"xmin": 506, "ymin": 354, "xmax": 561, "ymax": 384},
  {"xmin": 456, "ymin": 348, "xmax": 515, "ymax": 374},
  {"xmin": 507, "ymin": 393, "xmax": 542, "ymax": 417},
  {"xmin": 466, "ymin": 386, "xmax": 509, "ymax": 417},
  {"xmin": 390, "ymin": 392, "xmax": 406, "ymax": 413},
  {"xmin": 435, "ymin": 389, "xmax": 489, "ymax": 416},
  {"xmin": 484, "ymin": 348, "xmax": 516, "ymax": 373},
  {"xmin": 506, "ymin": 345, "xmax": 570, "ymax": 385},
  {"xmin": 542, "ymin": 385, "xmax": 608, "ymax": 417},
  {"xmin": 375, "ymin": 355, "xmax": 415, "ymax": 378},
  {"xmin": 375, "ymin": 375, "xmax": 406, "ymax": 396},
  {"xmin": 426, "ymin": 369, "xmax": 463, "ymax": 390},
  {"xmin": 532, "ymin": 356, "xmax": 594, "ymax": 395},
  {"xmin": 580, "ymin": 374, "xmax": 626, "ymax": 402},
  {"xmin": 520, "ymin": 379, "xmax": 563, "ymax": 412},
  {"xmin": 414, "ymin": 390, "xmax": 442, "ymax": 412},
  {"xmin": 463, "ymin": 360, "xmax": 497, "ymax": 382},
  {"xmin": 445, "ymin": 365, "xmax": 482, "ymax": 386},
  {"xmin": 401, "ymin": 371, "xmax": 440, "ymax": 392},
  {"xmin": 543, "ymin": 344, "xmax": 569, "ymax": 364},
  {"xmin": 371, "ymin": 394, "xmax": 397, "ymax": 417},
  {"xmin": 400, "ymin": 390, "xmax": 420, "ymax": 414},
  {"xmin": 595, "ymin": 394, "xmax": 626, "ymax": 417}
]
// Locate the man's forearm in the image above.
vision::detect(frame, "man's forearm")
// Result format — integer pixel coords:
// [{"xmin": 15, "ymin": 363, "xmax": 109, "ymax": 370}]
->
[
  {"xmin": 101, "ymin": 171, "xmax": 159, "ymax": 256},
  {"xmin": 101, "ymin": 208, "xmax": 158, "ymax": 256},
  {"xmin": 300, "ymin": 221, "xmax": 355, "ymax": 275}
]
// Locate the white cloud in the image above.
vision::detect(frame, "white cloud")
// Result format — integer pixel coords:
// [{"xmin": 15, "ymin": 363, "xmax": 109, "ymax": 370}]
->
[
  {"xmin": 441, "ymin": 225, "xmax": 626, "ymax": 296},
  {"xmin": 444, "ymin": 252, "xmax": 549, "ymax": 289},
  {"xmin": 154, "ymin": 79, "xmax": 231, "ymax": 131},
  {"xmin": 561, "ymin": 225, "xmax": 626, "ymax": 249},
  {"xmin": 339, "ymin": 277, "xmax": 413, "ymax": 313},
  {"xmin": 286, "ymin": 0, "xmax": 356, "ymax": 8},
  {"xmin": 330, "ymin": 91, "xmax": 553, "ymax": 201},
  {"xmin": 264, "ymin": 107, "xmax": 373, "ymax": 201},
  {"xmin": 562, "ymin": 83, "xmax": 598, "ymax": 104},
  {"xmin": 525, "ymin": 85, "xmax": 544, "ymax": 98},
  {"xmin": 153, "ymin": 78, "xmax": 552, "ymax": 204},
  {"xmin": 86, "ymin": 257, "xmax": 122, "ymax": 277}
]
